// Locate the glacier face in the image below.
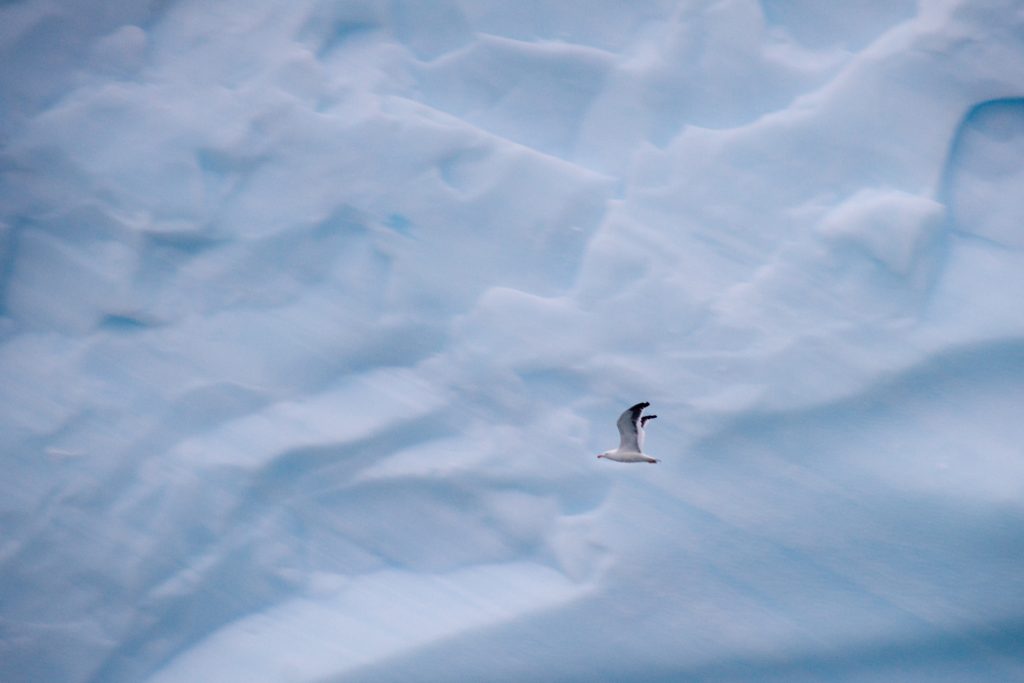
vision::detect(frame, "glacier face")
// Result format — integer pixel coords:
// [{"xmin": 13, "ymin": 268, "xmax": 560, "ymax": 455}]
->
[{"xmin": 2, "ymin": 1, "xmax": 1024, "ymax": 682}]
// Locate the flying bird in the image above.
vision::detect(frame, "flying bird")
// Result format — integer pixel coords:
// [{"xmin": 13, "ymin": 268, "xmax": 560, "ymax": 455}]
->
[{"xmin": 597, "ymin": 402, "xmax": 659, "ymax": 463}]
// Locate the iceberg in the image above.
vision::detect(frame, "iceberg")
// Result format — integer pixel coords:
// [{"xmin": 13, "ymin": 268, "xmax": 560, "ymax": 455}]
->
[{"xmin": 2, "ymin": 1, "xmax": 1023, "ymax": 681}]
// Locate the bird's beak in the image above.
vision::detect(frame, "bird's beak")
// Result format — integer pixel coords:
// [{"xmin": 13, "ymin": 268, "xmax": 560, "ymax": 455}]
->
[{"xmin": 596, "ymin": 454, "xmax": 604, "ymax": 459}]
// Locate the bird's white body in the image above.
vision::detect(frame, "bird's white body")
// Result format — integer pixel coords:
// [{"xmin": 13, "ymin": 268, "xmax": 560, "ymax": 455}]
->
[
  {"xmin": 599, "ymin": 450, "xmax": 656, "ymax": 463},
  {"xmin": 598, "ymin": 402, "xmax": 659, "ymax": 464}
]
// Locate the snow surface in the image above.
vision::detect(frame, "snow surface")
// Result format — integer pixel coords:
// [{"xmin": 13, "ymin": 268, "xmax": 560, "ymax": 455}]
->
[{"xmin": 2, "ymin": 1, "xmax": 1024, "ymax": 681}]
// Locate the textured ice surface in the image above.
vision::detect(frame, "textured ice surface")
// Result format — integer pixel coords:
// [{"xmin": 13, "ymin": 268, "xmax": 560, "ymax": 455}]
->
[{"xmin": 2, "ymin": 1, "xmax": 1024, "ymax": 682}]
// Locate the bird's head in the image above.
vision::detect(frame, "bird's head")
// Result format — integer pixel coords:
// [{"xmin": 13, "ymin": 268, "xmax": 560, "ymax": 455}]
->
[{"xmin": 596, "ymin": 452, "xmax": 607, "ymax": 459}]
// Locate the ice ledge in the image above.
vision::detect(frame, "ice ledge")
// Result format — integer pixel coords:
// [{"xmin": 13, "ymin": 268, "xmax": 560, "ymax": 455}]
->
[{"xmin": 145, "ymin": 562, "xmax": 590, "ymax": 683}]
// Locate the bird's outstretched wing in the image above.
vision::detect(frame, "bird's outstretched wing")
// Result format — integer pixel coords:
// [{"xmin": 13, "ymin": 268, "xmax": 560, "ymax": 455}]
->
[
  {"xmin": 616, "ymin": 402, "xmax": 649, "ymax": 452},
  {"xmin": 639, "ymin": 414, "xmax": 656, "ymax": 450}
]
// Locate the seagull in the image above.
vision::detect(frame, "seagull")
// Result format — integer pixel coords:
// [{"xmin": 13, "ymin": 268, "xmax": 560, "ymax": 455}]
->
[{"xmin": 597, "ymin": 402, "xmax": 659, "ymax": 463}]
